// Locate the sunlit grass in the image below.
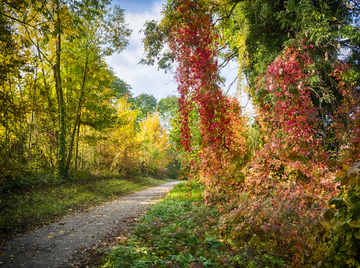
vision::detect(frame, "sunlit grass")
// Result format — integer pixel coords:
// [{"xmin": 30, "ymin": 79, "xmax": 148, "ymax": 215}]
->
[{"xmin": 0, "ymin": 174, "xmax": 174, "ymax": 242}]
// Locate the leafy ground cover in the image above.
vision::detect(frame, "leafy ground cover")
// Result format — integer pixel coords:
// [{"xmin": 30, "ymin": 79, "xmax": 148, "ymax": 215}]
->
[
  {"xmin": 99, "ymin": 182, "xmax": 285, "ymax": 268},
  {"xmin": 0, "ymin": 172, "xmax": 173, "ymax": 242}
]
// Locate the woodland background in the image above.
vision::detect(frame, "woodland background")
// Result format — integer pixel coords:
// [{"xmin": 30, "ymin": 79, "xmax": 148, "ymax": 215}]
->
[{"xmin": 0, "ymin": 0, "xmax": 180, "ymax": 190}]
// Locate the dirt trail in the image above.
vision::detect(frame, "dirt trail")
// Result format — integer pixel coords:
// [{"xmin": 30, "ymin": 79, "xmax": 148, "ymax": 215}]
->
[{"xmin": 0, "ymin": 181, "xmax": 182, "ymax": 268}]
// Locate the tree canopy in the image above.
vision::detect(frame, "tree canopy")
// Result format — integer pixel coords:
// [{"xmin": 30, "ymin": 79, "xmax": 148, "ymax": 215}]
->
[{"xmin": 0, "ymin": 0, "xmax": 178, "ymax": 183}]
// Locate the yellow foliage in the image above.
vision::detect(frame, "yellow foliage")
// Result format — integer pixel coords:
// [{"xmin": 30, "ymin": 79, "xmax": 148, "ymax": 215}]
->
[
  {"xmin": 105, "ymin": 97, "xmax": 140, "ymax": 173},
  {"xmin": 137, "ymin": 113, "xmax": 172, "ymax": 173}
]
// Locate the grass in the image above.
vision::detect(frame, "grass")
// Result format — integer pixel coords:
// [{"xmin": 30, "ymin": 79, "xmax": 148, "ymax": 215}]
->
[
  {"xmin": 99, "ymin": 182, "xmax": 229, "ymax": 268},
  {"xmin": 99, "ymin": 182, "xmax": 286, "ymax": 268},
  {"xmin": 0, "ymin": 172, "xmax": 174, "ymax": 242}
]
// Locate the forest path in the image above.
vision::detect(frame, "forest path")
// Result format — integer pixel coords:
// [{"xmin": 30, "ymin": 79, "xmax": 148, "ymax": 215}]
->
[{"xmin": 0, "ymin": 181, "xmax": 182, "ymax": 268}]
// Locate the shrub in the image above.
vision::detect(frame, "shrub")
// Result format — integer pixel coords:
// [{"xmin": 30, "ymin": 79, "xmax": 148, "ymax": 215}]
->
[{"xmin": 323, "ymin": 162, "xmax": 360, "ymax": 267}]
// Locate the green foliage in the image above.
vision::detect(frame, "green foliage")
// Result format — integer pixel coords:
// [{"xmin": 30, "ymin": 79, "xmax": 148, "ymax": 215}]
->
[
  {"xmin": 165, "ymin": 156, "xmax": 181, "ymax": 180},
  {"xmin": 158, "ymin": 95, "xmax": 178, "ymax": 115},
  {"xmin": 157, "ymin": 95, "xmax": 179, "ymax": 128},
  {"xmin": 139, "ymin": 19, "xmax": 174, "ymax": 71},
  {"xmin": 101, "ymin": 182, "xmax": 290, "ymax": 267},
  {"xmin": 0, "ymin": 171, "xmax": 63, "ymax": 196},
  {"xmin": 323, "ymin": 162, "xmax": 360, "ymax": 267},
  {"xmin": 130, "ymin": 93, "xmax": 158, "ymax": 123},
  {"xmin": 111, "ymin": 75, "xmax": 132, "ymax": 99}
]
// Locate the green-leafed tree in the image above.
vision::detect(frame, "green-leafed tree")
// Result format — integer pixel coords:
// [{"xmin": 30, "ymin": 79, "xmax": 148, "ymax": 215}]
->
[
  {"xmin": 130, "ymin": 93, "xmax": 158, "ymax": 123},
  {"xmin": 158, "ymin": 95, "xmax": 178, "ymax": 120},
  {"xmin": 0, "ymin": 0, "xmax": 132, "ymax": 182},
  {"xmin": 61, "ymin": 0, "xmax": 132, "ymax": 175},
  {"xmin": 111, "ymin": 73, "xmax": 132, "ymax": 99}
]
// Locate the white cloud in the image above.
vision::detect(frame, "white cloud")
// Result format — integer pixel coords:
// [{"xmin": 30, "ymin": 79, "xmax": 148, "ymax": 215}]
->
[{"xmin": 106, "ymin": 2, "xmax": 178, "ymax": 100}]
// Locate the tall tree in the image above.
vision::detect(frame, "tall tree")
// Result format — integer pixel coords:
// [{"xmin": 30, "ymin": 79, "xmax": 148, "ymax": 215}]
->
[
  {"xmin": 141, "ymin": 0, "xmax": 360, "ymax": 162},
  {"xmin": 63, "ymin": 1, "xmax": 131, "ymax": 175},
  {"xmin": 157, "ymin": 95, "xmax": 179, "ymax": 129}
]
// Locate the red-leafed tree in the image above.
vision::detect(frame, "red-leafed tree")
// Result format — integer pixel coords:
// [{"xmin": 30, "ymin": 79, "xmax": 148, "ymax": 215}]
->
[
  {"xmin": 248, "ymin": 39, "xmax": 331, "ymax": 189},
  {"xmin": 166, "ymin": 0, "xmax": 249, "ymax": 192},
  {"xmin": 168, "ymin": 0, "xmax": 227, "ymax": 150},
  {"xmin": 219, "ymin": 40, "xmax": 339, "ymax": 265}
]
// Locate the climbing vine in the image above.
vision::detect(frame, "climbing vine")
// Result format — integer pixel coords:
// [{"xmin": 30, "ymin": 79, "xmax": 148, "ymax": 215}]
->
[{"xmin": 166, "ymin": 0, "xmax": 249, "ymax": 190}]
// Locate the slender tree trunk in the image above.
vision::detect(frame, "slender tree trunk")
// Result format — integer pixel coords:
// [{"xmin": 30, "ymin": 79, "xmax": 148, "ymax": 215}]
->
[
  {"xmin": 28, "ymin": 68, "xmax": 38, "ymax": 165},
  {"xmin": 65, "ymin": 46, "xmax": 89, "ymax": 173},
  {"xmin": 74, "ymin": 116, "xmax": 81, "ymax": 171},
  {"xmin": 36, "ymin": 38, "xmax": 58, "ymax": 171},
  {"xmin": 81, "ymin": 126, "xmax": 85, "ymax": 170},
  {"xmin": 65, "ymin": 99, "xmax": 83, "ymax": 173},
  {"xmin": 54, "ymin": 0, "xmax": 67, "ymax": 178}
]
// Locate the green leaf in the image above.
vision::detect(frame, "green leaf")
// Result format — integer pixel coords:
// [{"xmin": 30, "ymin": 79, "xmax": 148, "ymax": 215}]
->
[
  {"xmin": 324, "ymin": 209, "xmax": 335, "ymax": 221},
  {"xmin": 346, "ymin": 257, "xmax": 355, "ymax": 265},
  {"xmin": 186, "ymin": 252, "xmax": 196, "ymax": 262},
  {"xmin": 329, "ymin": 197, "xmax": 346, "ymax": 209},
  {"xmin": 206, "ymin": 238, "xmax": 221, "ymax": 248},
  {"xmin": 346, "ymin": 232, "xmax": 353, "ymax": 241},
  {"xmin": 176, "ymin": 255, "xmax": 188, "ymax": 264},
  {"xmin": 348, "ymin": 220, "xmax": 360, "ymax": 228},
  {"xmin": 335, "ymin": 254, "xmax": 342, "ymax": 261},
  {"xmin": 354, "ymin": 231, "xmax": 360, "ymax": 240}
]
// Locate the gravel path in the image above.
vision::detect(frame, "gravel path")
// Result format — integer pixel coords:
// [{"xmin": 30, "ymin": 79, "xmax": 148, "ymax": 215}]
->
[{"xmin": 0, "ymin": 181, "xmax": 182, "ymax": 268}]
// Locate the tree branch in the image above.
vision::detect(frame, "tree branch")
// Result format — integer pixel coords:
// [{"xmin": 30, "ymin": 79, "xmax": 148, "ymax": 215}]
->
[
  {"xmin": 225, "ymin": 76, "xmax": 238, "ymax": 95},
  {"xmin": 24, "ymin": 25, "xmax": 54, "ymax": 68},
  {"xmin": 0, "ymin": 12, "xmax": 38, "ymax": 30}
]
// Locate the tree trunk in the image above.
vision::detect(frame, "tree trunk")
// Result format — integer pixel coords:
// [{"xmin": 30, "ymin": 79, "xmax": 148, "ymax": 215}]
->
[
  {"xmin": 74, "ymin": 116, "xmax": 81, "ymax": 171},
  {"xmin": 81, "ymin": 126, "xmax": 85, "ymax": 170},
  {"xmin": 28, "ymin": 67, "xmax": 38, "ymax": 164},
  {"xmin": 54, "ymin": 0, "xmax": 67, "ymax": 178}
]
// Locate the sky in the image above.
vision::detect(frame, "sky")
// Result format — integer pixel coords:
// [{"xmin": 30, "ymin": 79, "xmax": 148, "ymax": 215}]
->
[{"xmin": 106, "ymin": 0, "xmax": 241, "ymax": 102}]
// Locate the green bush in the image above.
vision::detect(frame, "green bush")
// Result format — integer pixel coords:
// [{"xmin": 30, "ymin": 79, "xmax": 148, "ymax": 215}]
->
[{"xmin": 324, "ymin": 162, "xmax": 360, "ymax": 267}]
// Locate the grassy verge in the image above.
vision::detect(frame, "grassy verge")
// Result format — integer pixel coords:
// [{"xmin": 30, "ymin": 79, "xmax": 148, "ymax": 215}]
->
[{"xmin": 0, "ymin": 172, "xmax": 173, "ymax": 242}]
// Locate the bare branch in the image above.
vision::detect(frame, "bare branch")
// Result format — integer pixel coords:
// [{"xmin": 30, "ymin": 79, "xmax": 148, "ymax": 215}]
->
[{"xmin": 225, "ymin": 76, "xmax": 238, "ymax": 95}]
